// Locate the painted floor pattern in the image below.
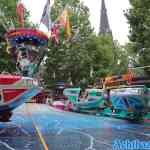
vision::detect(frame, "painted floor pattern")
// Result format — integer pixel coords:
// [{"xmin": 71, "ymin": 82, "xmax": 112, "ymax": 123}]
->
[{"xmin": 0, "ymin": 103, "xmax": 150, "ymax": 150}]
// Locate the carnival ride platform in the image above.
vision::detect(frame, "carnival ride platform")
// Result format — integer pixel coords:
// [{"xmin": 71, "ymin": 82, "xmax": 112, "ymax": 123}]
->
[{"xmin": 0, "ymin": 103, "xmax": 150, "ymax": 150}]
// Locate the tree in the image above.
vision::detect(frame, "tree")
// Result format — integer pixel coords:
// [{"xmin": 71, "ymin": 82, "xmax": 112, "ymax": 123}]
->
[
  {"xmin": 44, "ymin": 0, "xmax": 118, "ymax": 87},
  {"xmin": 110, "ymin": 41, "xmax": 130, "ymax": 75},
  {"xmin": 44, "ymin": 0, "xmax": 93, "ymax": 87},
  {"xmin": 85, "ymin": 34, "xmax": 114, "ymax": 78},
  {"xmin": 125, "ymin": 0, "xmax": 150, "ymax": 76}
]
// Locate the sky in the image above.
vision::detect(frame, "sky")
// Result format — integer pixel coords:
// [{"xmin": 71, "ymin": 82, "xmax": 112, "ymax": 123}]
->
[{"xmin": 23, "ymin": 0, "xmax": 130, "ymax": 45}]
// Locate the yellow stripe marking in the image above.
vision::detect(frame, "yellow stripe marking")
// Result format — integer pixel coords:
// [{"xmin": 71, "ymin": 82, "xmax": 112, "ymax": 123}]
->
[
  {"xmin": 26, "ymin": 104, "xmax": 49, "ymax": 150},
  {"xmin": 34, "ymin": 124, "xmax": 49, "ymax": 150}
]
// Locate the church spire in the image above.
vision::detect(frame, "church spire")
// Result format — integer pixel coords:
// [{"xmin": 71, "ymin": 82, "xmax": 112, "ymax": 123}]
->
[{"xmin": 99, "ymin": 0, "xmax": 112, "ymax": 34}]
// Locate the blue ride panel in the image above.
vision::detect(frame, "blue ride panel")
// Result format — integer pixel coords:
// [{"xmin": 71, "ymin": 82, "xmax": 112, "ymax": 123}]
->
[
  {"xmin": 64, "ymin": 88, "xmax": 104, "ymax": 111},
  {"xmin": 63, "ymin": 88, "xmax": 80, "ymax": 103},
  {"xmin": 110, "ymin": 94, "xmax": 145, "ymax": 112}
]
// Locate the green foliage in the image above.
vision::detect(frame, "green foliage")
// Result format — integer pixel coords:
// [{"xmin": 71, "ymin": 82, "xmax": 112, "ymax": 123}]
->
[
  {"xmin": 0, "ymin": 0, "xmax": 17, "ymax": 73},
  {"xmin": 111, "ymin": 41, "xmax": 129, "ymax": 75},
  {"xmin": 0, "ymin": 0, "xmax": 31, "ymax": 73},
  {"xmin": 85, "ymin": 34, "xmax": 114, "ymax": 77},
  {"xmin": 44, "ymin": 0, "xmax": 92, "ymax": 87},
  {"xmin": 44, "ymin": 0, "xmax": 119, "ymax": 87},
  {"xmin": 0, "ymin": 0, "xmax": 30, "ymax": 28},
  {"xmin": 125, "ymin": 0, "xmax": 150, "ymax": 76}
]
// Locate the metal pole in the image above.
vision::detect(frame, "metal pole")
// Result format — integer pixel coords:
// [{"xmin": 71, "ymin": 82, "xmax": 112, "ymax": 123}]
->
[{"xmin": 131, "ymin": 65, "xmax": 150, "ymax": 70}]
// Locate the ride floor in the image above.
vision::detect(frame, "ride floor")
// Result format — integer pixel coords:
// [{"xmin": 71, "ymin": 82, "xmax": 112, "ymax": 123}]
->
[{"xmin": 0, "ymin": 103, "xmax": 150, "ymax": 150}]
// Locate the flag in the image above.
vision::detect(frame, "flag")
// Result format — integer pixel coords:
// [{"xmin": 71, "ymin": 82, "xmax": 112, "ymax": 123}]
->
[
  {"xmin": 51, "ymin": 22, "xmax": 60, "ymax": 43},
  {"xmin": 128, "ymin": 68, "xmax": 134, "ymax": 84},
  {"xmin": 127, "ymin": 59, "xmax": 134, "ymax": 84},
  {"xmin": 50, "ymin": 7, "xmax": 71, "ymax": 43},
  {"xmin": 40, "ymin": 0, "xmax": 51, "ymax": 31},
  {"xmin": 59, "ymin": 9, "xmax": 71, "ymax": 38},
  {"xmin": 16, "ymin": 0, "xmax": 25, "ymax": 27}
]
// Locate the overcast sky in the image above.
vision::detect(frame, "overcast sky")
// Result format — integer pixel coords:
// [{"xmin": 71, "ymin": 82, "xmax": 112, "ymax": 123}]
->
[{"xmin": 23, "ymin": 0, "xmax": 130, "ymax": 45}]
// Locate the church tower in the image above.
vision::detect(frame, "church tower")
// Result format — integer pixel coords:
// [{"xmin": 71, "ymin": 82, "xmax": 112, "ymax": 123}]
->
[{"xmin": 99, "ymin": 0, "xmax": 112, "ymax": 34}]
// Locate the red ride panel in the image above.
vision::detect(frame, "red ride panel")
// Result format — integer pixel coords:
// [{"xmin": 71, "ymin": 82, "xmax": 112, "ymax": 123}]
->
[
  {"xmin": 0, "ymin": 75, "xmax": 21, "ymax": 85},
  {"xmin": 3, "ymin": 89, "xmax": 27, "ymax": 102}
]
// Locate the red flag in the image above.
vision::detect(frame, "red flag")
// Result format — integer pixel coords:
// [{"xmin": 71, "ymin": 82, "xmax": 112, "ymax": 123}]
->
[
  {"xmin": 128, "ymin": 68, "xmax": 134, "ymax": 84},
  {"xmin": 51, "ymin": 22, "xmax": 60, "ymax": 43},
  {"xmin": 127, "ymin": 59, "xmax": 134, "ymax": 84},
  {"xmin": 16, "ymin": 0, "xmax": 25, "ymax": 27}
]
